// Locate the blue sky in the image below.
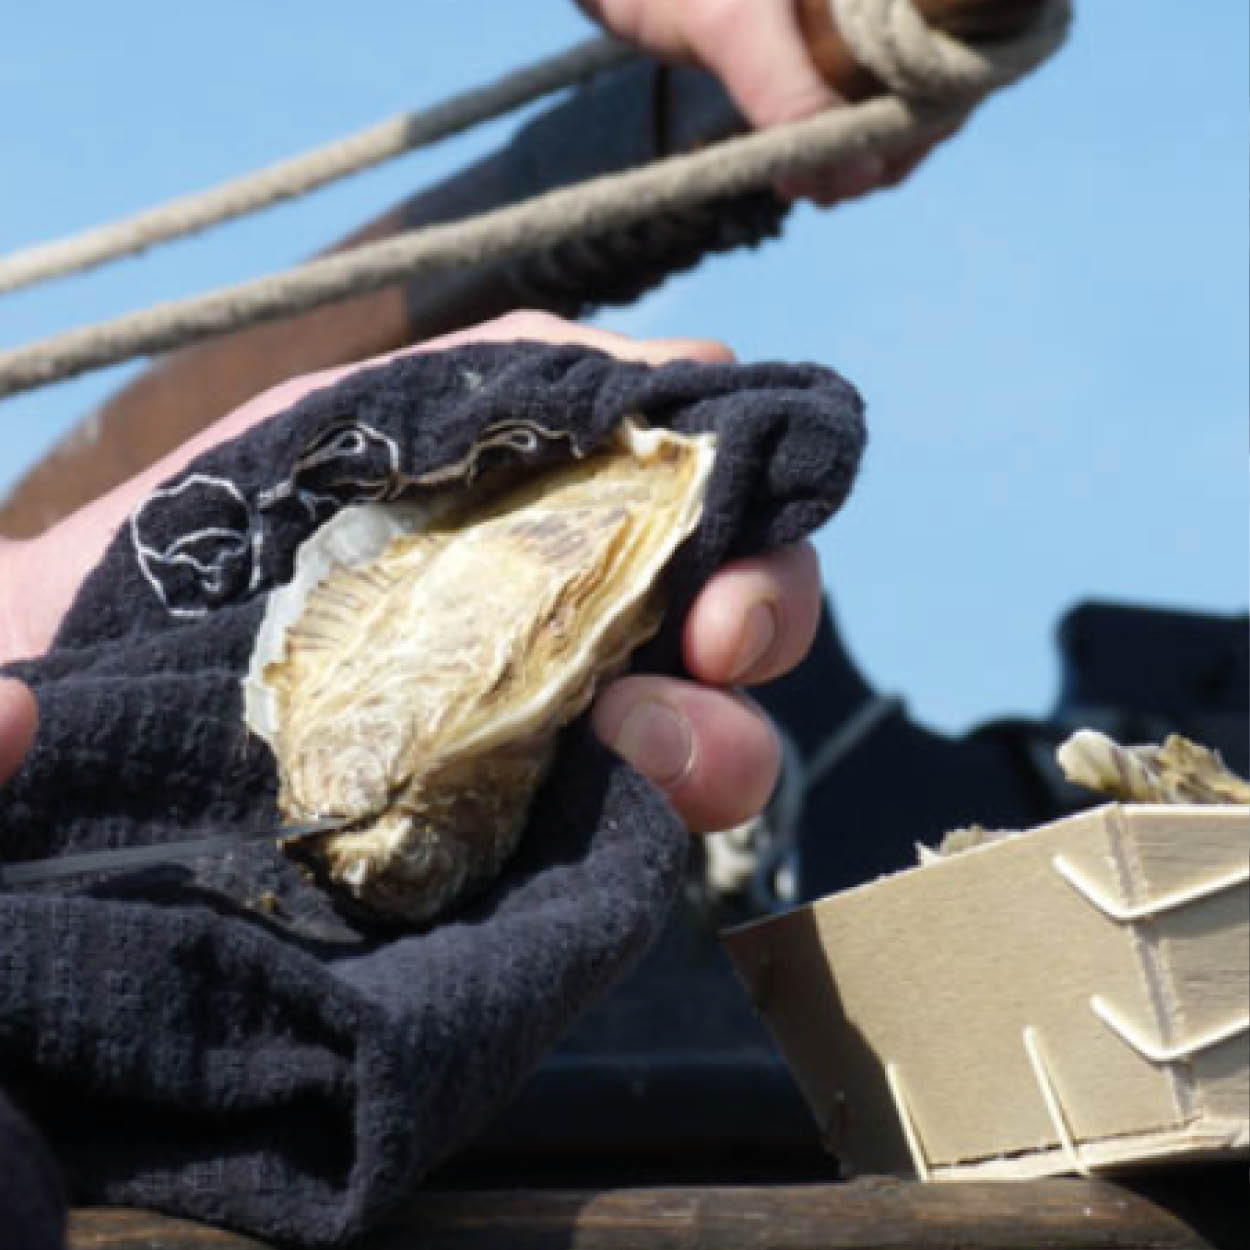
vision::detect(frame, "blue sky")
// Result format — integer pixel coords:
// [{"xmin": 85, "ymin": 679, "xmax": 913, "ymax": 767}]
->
[{"xmin": 1, "ymin": 2, "xmax": 1246, "ymax": 733}]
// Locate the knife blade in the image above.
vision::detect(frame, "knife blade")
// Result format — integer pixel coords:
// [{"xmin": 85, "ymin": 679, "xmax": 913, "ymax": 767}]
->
[{"xmin": 0, "ymin": 818, "xmax": 347, "ymax": 888}]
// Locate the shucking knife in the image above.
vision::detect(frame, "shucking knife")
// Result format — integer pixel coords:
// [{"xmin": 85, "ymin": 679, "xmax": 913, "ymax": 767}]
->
[{"xmin": 0, "ymin": 818, "xmax": 347, "ymax": 888}]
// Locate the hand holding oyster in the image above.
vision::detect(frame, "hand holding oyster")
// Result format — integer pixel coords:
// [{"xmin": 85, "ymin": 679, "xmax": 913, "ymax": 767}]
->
[{"xmin": 244, "ymin": 419, "xmax": 715, "ymax": 927}]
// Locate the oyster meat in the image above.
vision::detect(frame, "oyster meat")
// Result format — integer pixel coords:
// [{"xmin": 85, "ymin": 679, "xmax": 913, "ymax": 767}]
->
[{"xmin": 244, "ymin": 419, "xmax": 716, "ymax": 925}]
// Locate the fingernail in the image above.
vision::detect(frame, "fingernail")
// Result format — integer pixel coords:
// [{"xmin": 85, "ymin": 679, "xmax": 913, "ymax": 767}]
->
[
  {"xmin": 610, "ymin": 700, "xmax": 693, "ymax": 789},
  {"xmin": 730, "ymin": 602, "xmax": 778, "ymax": 682}
]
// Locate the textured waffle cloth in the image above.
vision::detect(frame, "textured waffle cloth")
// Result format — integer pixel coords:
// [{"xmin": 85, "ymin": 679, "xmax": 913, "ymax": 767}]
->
[{"xmin": 0, "ymin": 342, "xmax": 864, "ymax": 1245}]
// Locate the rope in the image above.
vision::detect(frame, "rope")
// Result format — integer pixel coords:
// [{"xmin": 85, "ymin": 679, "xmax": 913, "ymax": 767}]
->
[
  {"xmin": 0, "ymin": 36, "xmax": 634, "ymax": 297},
  {"xmin": 0, "ymin": 95, "xmax": 963, "ymax": 398},
  {"xmin": 502, "ymin": 190, "xmax": 790, "ymax": 319},
  {"xmin": 0, "ymin": 1, "xmax": 1070, "ymax": 399},
  {"xmin": 830, "ymin": 0, "xmax": 1071, "ymax": 99}
]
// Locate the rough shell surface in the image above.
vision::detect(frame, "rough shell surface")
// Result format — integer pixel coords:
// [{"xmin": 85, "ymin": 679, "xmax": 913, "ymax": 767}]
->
[
  {"xmin": 1056, "ymin": 729, "xmax": 1250, "ymax": 805},
  {"xmin": 244, "ymin": 419, "xmax": 716, "ymax": 926}
]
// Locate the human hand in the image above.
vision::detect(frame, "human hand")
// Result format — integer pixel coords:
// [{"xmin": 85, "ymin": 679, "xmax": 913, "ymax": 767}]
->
[
  {"xmin": 0, "ymin": 679, "xmax": 36, "ymax": 787},
  {"xmin": 0, "ymin": 311, "xmax": 822, "ymax": 834},
  {"xmin": 577, "ymin": 0, "xmax": 946, "ymax": 205}
]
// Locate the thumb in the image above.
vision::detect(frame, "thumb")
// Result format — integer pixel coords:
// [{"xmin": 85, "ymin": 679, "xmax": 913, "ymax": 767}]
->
[
  {"xmin": 689, "ymin": 0, "xmax": 841, "ymax": 129},
  {"xmin": 0, "ymin": 679, "xmax": 36, "ymax": 785},
  {"xmin": 684, "ymin": 0, "xmax": 886, "ymax": 201}
]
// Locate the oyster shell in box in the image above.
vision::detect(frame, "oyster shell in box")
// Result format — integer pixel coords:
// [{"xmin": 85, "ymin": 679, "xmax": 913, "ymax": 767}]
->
[{"xmin": 244, "ymin": 418, "xmax": 716, "ymax": 926}]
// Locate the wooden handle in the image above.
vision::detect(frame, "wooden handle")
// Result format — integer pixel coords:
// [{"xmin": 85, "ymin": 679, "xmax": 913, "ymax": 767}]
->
[{"xmin": 0, "ymin": 0, "xmax": 1050, "ymax": 539}]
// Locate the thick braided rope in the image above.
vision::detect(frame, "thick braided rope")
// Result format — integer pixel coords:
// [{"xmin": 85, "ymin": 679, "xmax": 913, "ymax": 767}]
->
[
  {"xmin": 0, "ymin": 4, "xmax": 1070, "ymax": 399},
  {"xmin": 830, "ymin": 0, "xmax": 1071, "ymax": 99},
  {"xmin": 0, "ymin": 37, "xmax": 633, "ymax": 297},
  {"xmin": 0, "ymin": 96, "xmax": 963, "ymax": 398}
]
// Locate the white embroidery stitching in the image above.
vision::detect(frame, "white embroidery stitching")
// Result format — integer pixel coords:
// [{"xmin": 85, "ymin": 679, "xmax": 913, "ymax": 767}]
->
[
  {"xmin": 256, "ymin": 421, "xmax": 402, "ymax": 515},
  {"xmin": 131, "ymin": 474, "xmax": 261, "ymax": 619},
  {"xmin": 131, "ymin": 416, "xmax": 582, "ymax": 617}
]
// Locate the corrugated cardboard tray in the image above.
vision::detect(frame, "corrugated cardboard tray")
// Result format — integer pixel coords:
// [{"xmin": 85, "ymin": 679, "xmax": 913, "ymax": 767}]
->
[{"xmin": 723, "ymin": 802, "xmax": 1249, "ymax": 1180}]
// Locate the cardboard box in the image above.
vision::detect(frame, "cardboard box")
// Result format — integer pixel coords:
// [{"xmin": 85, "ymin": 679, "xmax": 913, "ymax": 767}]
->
[{"xmin": 723, "ymin": 803, "xmax": 1249, "ymax": 1179}]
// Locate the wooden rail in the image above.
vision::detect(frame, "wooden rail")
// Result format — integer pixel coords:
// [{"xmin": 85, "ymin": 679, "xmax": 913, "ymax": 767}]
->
[{"xmin": 68, "ymin": 1172, "xmax": 1247, "ymax": 1250}]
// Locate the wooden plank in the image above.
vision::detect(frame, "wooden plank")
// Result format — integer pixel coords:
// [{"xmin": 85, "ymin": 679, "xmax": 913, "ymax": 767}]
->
[
  {"xmin": 67, "ymin": 1207, "xmax": 272, "ymax": 1249},
  {"xmin": 69, "ymin": 1174, "xmax": 1243, "ymax": 1250}
]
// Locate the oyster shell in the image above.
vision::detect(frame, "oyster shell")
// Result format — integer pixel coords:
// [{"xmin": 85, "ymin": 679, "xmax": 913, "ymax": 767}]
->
[
  {"xmin": 1056, "ymin": 729, "xmax": 1250, "ymax": 805},
  {"xmin": 244, "ymin": 419, "xmax": 716, "ymax": 926}
]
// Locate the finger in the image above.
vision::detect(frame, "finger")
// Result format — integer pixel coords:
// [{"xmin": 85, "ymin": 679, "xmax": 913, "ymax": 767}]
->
[
  {"xmin": 625, "ymin": 335, "xmax": 735, "ymax": 366},
  {"xmin": 780, "ymin": 117, "xmax": 963, "ymax": 206},
  {"xmin": 879, "ymin": 123, "xmax": 960, "ymax": 187},
  {"xmin": 682, "ymin": 541, "xmax": 822, "ymax": 687},
  {"xmin": 130, "ymin": 312, "xmax": 735, "ymax": 490},
  {"xmin": 775, "ymin": 155, "xmax": 887, "ymax": 206},
  {"xmin": 0, "ymin": 679, "xmax": 37, "ymax": 785},
  {"xmin": 591, "ymin": 674, "xmax": 780, "ymax": 834},
  {"xmin": 684, "ymin": 0, "xmax": 890, "ymax": 200},
  {"xmin": 685, "ymin": 0, "xmax": 839, "ymax": 130},
  {"xmin": 410, "ymin": 310, "xmax": 736, "ymax": 367}
]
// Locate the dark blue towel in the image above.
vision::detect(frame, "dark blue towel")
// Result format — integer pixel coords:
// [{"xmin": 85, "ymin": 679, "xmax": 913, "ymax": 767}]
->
[
  {"xmin": 0, "ymin": 1090, "xmax": 64, "ymax": 1250},
  {"xmin": 0, "ymin": 342, "xmax": 863, "ymax": 1245}
]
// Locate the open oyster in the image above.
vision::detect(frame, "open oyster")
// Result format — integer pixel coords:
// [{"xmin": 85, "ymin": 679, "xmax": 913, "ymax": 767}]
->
[{"xmin": 244, "ymin": 419, "xmax": 716, "ymax": 926}]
